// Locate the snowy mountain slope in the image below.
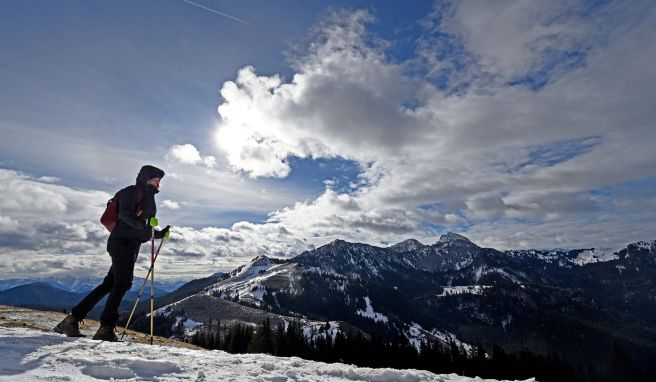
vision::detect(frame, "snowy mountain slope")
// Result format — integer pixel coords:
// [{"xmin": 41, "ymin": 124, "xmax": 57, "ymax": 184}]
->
[
  {"xmin": 504, "ymin": 247, "xmax": 619, "ymax": 267},
  {"xmin": 132, "ymin": 272, "xmax": 226, "ymax": 316},
  {"xmin": 152, "ymin": 235, "xmax": 656, "ymax": 370},
  {"xmin": 206, "ymin": 256, "xmax": 300, "ymax": 307},
  {"xmin": 152, "ymin": 235, "xmax": 505, "ymax": 354},
  {"xmin": 152, "ymin": 293, "xmax": 364, "ymax": 342},
  {"xmin": 154, "ymin": 238, "xmax": 477, "ymax": 350},
  {"xmin": 0, "ymin": 325, "xmax": 530, "ymax": 381},
  {"xmin": 410, "ymin": 241, "xmax": 656, "ymax": 367}
]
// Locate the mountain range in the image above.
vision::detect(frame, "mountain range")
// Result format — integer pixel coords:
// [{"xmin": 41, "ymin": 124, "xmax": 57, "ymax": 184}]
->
[
  {"xmin": 0, "ymin": 281, "xmax": 176, "ymax": 320},
  {"xmin": 3, "ymin": 233, "xmax": 653, "ymax": 371},
  {"xmin": 0, "ymin": 276, "xmax": 186, "ymax": 294},
  {"xmin": 148, "ymin": 233, "xmax": 656, "ymax": 369}
]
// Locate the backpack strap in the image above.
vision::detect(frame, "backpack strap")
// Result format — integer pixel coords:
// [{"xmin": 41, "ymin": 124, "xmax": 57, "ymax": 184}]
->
[
  {"xmin": 108, "ymin": 191, "xmax": 121, "ymax": 208},
  {"xmin": 135, "ymin": 186, "xmax": 145, "ymax": 217}
]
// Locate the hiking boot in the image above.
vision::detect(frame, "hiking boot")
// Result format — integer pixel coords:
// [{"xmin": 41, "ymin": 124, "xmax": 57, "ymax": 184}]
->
[
  {"xmin": 54, "ymin": 315, "xmax": 85, "ymax": 337},
  {"xmin": 92, "ymin": 325, "xmax": 118, "ymax": 342}
]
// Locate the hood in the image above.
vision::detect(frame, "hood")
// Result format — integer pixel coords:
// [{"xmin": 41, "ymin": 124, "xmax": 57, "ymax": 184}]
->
[{"xmin": 136, "ymin": 165, "xmax": 165, "ymax": 186}]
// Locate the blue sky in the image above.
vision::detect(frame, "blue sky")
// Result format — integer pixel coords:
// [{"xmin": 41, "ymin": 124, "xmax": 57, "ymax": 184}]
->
[
  {"xmin": 1, "ymin": 0, "xmax": 655, "ymax": 280},
  {"xmin": 0, "ymin": 0, "xmax": 429, "ymax": 192}
]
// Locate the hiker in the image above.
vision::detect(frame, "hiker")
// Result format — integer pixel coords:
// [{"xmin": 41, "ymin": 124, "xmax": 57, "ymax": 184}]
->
[{"xmin": 54, "ymin": 165, "xmax": 170, "ymax": 341}]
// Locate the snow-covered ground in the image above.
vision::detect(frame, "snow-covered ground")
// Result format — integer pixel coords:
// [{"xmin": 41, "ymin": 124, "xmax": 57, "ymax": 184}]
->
[
  {"xmin": 571, "ymin": 248, "xmax": 618, "ymax": 266},
  {"xmin": 356, "ymin": 296, "xmax": 389, "ymax": 323},
  {"xmin": 402, "ymin": 323, "xmax": 474, "ymax": 355},
  {"xmin": 437, "ymin": 285, "xmax": 491, "ymax": 297},
  {"xmin": 0, "ymin": 326, "xmax": 533, "ymax": 382}
]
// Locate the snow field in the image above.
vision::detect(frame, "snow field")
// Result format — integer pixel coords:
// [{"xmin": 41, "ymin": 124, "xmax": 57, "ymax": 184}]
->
[
  {"xmin": 356, "ymin": 296, "xmax": 389, "ymax": 323},
  {"xmin": 0, "ymin": 326, "xmax": 531, "ymax": 382},
  {"xmin": 437, "ymin": 286, "xmax": 491, "ymax": 297}
]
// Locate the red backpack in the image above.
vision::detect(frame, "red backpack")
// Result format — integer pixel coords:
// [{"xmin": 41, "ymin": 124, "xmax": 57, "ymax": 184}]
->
[{"xmin": 100, "ymin": 187, "xmax": 145, "ymax": 232}]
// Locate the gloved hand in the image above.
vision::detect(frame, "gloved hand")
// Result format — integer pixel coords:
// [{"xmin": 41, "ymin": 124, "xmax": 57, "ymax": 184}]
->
[
  {"xmin": 155, "ymin": 225, "xmax": 171, "ymax": 239},
  {"xmin": 142, "ymin": 217, "xmax": 159, "ymax": 241}
]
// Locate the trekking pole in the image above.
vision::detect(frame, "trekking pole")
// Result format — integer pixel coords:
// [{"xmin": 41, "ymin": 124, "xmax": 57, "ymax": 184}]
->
[
  {"xmin": 150, "ymin": 233, "xmax": 155, "ymax": 345},
  {"xmin": 119, "ymin": 237, "xmax": 166, "ymax": 341}
]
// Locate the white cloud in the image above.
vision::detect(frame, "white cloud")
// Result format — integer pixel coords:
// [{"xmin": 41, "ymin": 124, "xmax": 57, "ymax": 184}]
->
[
  {"xmin": 162, "ymin": 200, "xmax": 180, "ymax": 209},
  {"xmin": 167, "ymin": 143, "xmax": 202, "ymax": 165},
  {"xmin": 0, "ymin": 215, "xmax": 20, "ymax": 235},
  {"xmin": 0, "ymin": 169, "xmax": 112, "ymax": 278},
  {"xmin": 439, "ymin": 0, "xmax": 594, "ymax": 82},
  {"xmin": 2, "ymin": 2, "xmax": 656, "ymax": 281},
  {"xmin": 0, "ymin": 167, "xmax": 310, "ymax": 280},
  {"xmin": 37, "ymin": 176, "xmax": 60, "ymax": 183},
  {"xmin": 215, "ymin": 10, "xmax": 424, "ymax": 179},
  {"xmin": 202, "ymin": 156, "xmax": 217, "ymax": 168},
  {"xmin": 0, "ymin": 169, "xmax": 108, "ymax": 222},
  {"xmin": 211, "ymin": 2, "xmax": 656, "ymax": 251},
  {"xmin": 166, "ymin": 143, "xmax": 217, "ymax": 168}
]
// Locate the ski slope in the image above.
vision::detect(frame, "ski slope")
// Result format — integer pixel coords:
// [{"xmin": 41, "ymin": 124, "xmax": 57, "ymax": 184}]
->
[{"xmin": 0, "ymin": 325, "xmax": 533, "ymax": 382}]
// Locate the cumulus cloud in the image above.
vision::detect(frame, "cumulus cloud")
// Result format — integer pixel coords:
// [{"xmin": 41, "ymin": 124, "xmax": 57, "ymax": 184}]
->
[
  {"xmin": 437, "ymin": 0, "xmax": 595, "ymax": 83},
  {"xmin": 37, "ymin": 176, "xmax": 61, "ymax": 183},
  {"xmin": 211, "ymin": 2, "xmax": 656, "ymax": 251},
  {"xmin": 2, "ymin": 1, "xmax": 656, "ymax": 281},
  {"xmin": 0, "ymin": 168, "xmax": 309, "ymax": 280},
  {"xmin": 0, "ymin": 169, "xmax": 111, "ymax": 278},
  {"xmin": 0, "ymin": 215, "xmax": 21, "ymax": 235},
  {"xmin": 166, "ymin": 143, "xmax": 217, "ymax": 168},
  {"xmin": 162, "ymin": 200, "xmax": 181, "ymax": 210},
  {"xmin": 0, "ymin": 169, "xmax": 108, "ymax": 223},
  {"xmin": 215, "ymin": 10, "xmax": 424, "ymax": 179}
]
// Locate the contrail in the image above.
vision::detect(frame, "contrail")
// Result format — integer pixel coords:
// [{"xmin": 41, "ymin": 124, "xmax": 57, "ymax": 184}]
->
[{"xmin": 181, "ymin": 0, "xmax": 266, "ymax": 31}]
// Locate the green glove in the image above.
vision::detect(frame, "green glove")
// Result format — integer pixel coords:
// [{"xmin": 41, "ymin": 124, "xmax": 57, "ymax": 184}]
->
[
  {"xmin": 154, "ymin": 225, "xmax": 171, "ymax": 240},
  {"xmin": 149, "ymin": 216, "xmax": 159, "ymax": 228}
]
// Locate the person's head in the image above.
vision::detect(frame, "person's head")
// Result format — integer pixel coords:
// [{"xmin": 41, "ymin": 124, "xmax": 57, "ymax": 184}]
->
[
  {"xmin": 147, "ymin": 177, "xmax": 161, "ymax": 190},
  {"xmin": 136, "ymin": 165, "xmax": 165, "ymax": 190}
]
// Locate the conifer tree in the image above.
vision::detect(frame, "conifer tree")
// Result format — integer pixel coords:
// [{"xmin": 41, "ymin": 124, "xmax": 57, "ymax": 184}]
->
[{"xmin": 248, "ymin": 317, "xmax": 274, "ymax": 354}]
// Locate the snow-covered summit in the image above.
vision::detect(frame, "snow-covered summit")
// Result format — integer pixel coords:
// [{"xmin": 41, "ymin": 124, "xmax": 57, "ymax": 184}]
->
[
  {"xmin": 249, "ymin": 255, "xmax": 273, "ymax": 267},
  {"xmin": 626, "ymin": 240, "xmax": 656, "ymax": 254},
  {"xmin": 229, "ymin": 255, "xmax": 281, "ymax": 279},
  {"xmin": 505, "ymin": 239, "xmax": 656, "ymax": 268}
]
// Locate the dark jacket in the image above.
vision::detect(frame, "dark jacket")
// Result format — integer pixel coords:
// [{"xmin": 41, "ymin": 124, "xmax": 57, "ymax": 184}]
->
[{"xmin": 109, "ymin": 165, "xmax": 164, "ymax": 242}]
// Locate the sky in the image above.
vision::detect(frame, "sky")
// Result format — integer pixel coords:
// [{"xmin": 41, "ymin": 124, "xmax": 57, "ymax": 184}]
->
[{"xmin": 1, "ymin": 0, "xmax": 655, "ymax": 281}]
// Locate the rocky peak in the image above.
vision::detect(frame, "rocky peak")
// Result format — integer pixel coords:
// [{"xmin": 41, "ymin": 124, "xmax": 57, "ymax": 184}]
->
[
  {"xmin": 300, "ymin": 239, "xmax": 356, "ymax": 261},
  {"xmin": 619, "ymin": 240, "xmax": 656, "ymax": 262},
  {"xmin": 438, "ymin": 232, "xmax": 472, "ymax": 244},
  {"xmin": 390, "ymin": 239, "xmax": 425, "ymax": 252},
  {"xmin": 318, "ymin": 239, "xmax": 350, "ymax": 252},
  {"xmin": 249, "ymin": 255, "xmax": 272, "ymax": 267}
]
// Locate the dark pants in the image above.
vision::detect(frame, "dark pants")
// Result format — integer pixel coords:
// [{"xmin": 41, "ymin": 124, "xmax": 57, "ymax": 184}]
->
[{"xmin": 71, "ymin": 237, "xmax": 141, "ymax": 327}]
